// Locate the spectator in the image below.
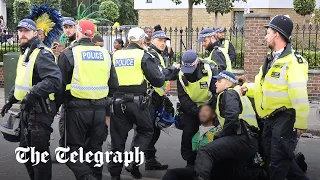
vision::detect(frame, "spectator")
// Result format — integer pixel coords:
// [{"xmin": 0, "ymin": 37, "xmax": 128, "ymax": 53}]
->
[
  {"xmin": 144, "ymin": 26, "xmax": 153, "ymax": 46},
  {"xmin": 111, "ymin": 38, "xmax": 124, "ymax": 54},
  {"xmin": 92, "ymin": 34, "xmax": 104, "ymax": 47}
]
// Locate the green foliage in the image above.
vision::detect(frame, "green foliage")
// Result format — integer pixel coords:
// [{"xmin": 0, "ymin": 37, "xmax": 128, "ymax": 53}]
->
[
  {"xmin": 293, "ymin": 0, "xmax": 316, "ymax": 16},
  {"xmin": 76, "ymin": 2, "xmax": 111, "ymax": 24},
  {"xmin": 13, "ymin": 0, "xmax": 31, "ymax": 23},
  {"xmin": 4, "ymin": 0, "xmax": 15, "ymax": 7},
  {"xmin": 311, "ymin": 8, "xmax": 320, "ymax": 24},
  {"xmin": 61, "ymin": 0, "xmax": 77, "ymax": 18},
  {"xmin": 205, "ymin": 0, "xmax": 233, "ymax": 16},
  {"xmin": 30, "ymin": 0, "xmax": 59, "ymax": 8},
  {"xmin": 114, "ymin": 0, "xmax": 138, "ymax": 25},
  {"xmin": 172, "ymin": 0, "xmax": 204, "ymax": 5},
  {"xmin": 99, "ymin": 1, "xmax": 120, "ymax": 22}
]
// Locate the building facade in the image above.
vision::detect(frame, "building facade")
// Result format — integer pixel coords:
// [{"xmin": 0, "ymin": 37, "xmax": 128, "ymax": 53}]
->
[{"xmin": 135, "ymin": 0, "xmax": 320, "ymax": 28}]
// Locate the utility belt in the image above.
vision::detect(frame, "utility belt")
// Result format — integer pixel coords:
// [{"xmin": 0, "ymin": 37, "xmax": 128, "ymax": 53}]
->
[
  {"xmin": 21, "ymin": 97, "xmax": 52, "ymax": 114},
  {"xmin": 65, "ymin": 98, "xmax": 107, "ymax": 111},
  {"xmin": 263, "ymin": 106, "xmax": 290, "ymax": 120}
]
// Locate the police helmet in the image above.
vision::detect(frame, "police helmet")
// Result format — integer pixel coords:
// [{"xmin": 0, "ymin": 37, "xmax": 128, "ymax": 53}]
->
[
  {"xmin": 265, "ymin": 15, "xmax": 293, "ymax": 42},
  {"xmin": 0, "ymin": 111, "xmax": 20, "ymax": 142},
  {"xmin": 155, "ymin": 107, "xmax": 175, "ymax": 129}
]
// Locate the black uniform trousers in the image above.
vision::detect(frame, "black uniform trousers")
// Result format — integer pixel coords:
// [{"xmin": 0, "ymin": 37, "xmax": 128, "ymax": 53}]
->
[
  {"xmin": 60, "ymin": 99, "xmax": 106, "ymax": 180},
  {"xmin": 108, "ymin": 98, "xmax": 154, "ymax": 176},
  {"xmin": 20, "ymin": 102, "xmax": 56, "ymax": 180},
  {"xmin": 262, "ymin": 109, "xmax": 309, "ymax": 180},
  {"xmin": 195, "ymin": 133, "xmax": 258, "ymax": 180},
  {"xmin": 181, "ymin": 114, "xmax": 200, "ymax": 165}
]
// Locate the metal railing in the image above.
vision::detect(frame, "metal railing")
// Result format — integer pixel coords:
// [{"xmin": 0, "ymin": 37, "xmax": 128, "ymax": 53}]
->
[{"xmin": 1, "ymin": 24, "xmax": 320, "ymax": 69}]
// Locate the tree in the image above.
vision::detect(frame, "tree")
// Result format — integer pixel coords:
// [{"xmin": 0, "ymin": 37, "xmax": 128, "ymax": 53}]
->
[
  {"xmin": 206, "ymin": 0, "xmax": 246, "ymax": 27},
  {"xmin": 13, "ymin": 0, "xmax": 31, "ymax": 23},
  {"xmin": 61, "ymin": 0, "xmax": 77, "ymax": 18},
  {"xmin": 311, "ymin": 8, "xmax": 320, "ymax": 25},
  {"xmin": 30, "ymin": 0, "xmax": 60, "ymax": 9},
  {"xmin": 98, "ymin": 0, "xmax": 137, "ymax": 25},
  {"xmin": 294, "ymin": 0, "xmax": 316, "ymax": 24},
  {"xmin": 172, "ymin": 0, "xmax": 204, "ymax": 49},
  {"xmin": 99, "ymin": 1, "xmax": 120, "ymax": 23}
]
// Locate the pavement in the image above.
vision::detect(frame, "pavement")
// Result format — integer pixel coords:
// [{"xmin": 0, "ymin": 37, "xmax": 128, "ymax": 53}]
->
[{"xmin": 0, "ymin": 89, "xmax": 320, "ymax": 180}]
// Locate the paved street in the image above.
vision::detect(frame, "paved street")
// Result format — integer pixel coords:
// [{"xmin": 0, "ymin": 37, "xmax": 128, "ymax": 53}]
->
[{"xmin": 0, "ymin": 89, "xmax": 320, "ymax": 180}]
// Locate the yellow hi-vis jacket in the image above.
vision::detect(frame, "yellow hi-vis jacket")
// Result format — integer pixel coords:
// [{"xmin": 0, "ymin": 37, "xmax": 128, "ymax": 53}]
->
[
  {"xmin": 207, "ymin": 47, "xmax": 232, "ymax": 72},
  {"xmin": 220, "ymin": 39, "xmax": 229, "ymax": 54},
  {"xmin": 66, "ymin": 45, "xmax": 111, "ymax": 99},
  {"xmin": 14, "ymin": 47, "xmax": 55, "ymax": 101},
  {"xmin": 178, "ymin": 63, "xmax": 213, "ymax": 106},
  {"xmin": 216, "ymin": 86, "xmax": 258, "ymax": 129},
  {"xmin": 147, "ymin": 49, "xmax": 168, "ymax": 96},
  {"xmin": 113, "ymin": 48, "xmax": 146, "ymax": 86},
  {"xmin": 246, "ymin": 50, "xmax": 310, "ymax": 129}
]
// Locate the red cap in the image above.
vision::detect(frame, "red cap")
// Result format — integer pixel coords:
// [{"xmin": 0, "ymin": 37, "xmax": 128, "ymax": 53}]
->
[{"xmin": 77, "ymin": 20, "xmax": 95, "ymax": 38}]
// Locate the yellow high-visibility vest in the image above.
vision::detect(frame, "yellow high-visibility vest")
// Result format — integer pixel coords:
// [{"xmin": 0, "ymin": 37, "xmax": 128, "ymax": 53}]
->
[
  {"xmin": 66, "ymin": 45, "xmax": 111, "ymax": 99},
  {"xmin": 148, "ymin": 50, "xmax": 168, "ymax": 96},
  {"xmin": 207, "ymin": 47, "xmax": 232, "ymax": 72},
  {"xmin": 14, "ymin": 48, "xmax": 55, "ymax": 101},
  {"xmin": 246, "ymin": 51, "xmax": 310, "ymax": 129},
  {"xmin": 113, "ymin": 48, "xmax": 145, "ymax": 86},
  {"xmin": 178, "ymin": 63, "xmax": 213, "ymax": 106},
  {"xmin": 216, "ymin": 86, "xmax": 258, "ymax": 129}
]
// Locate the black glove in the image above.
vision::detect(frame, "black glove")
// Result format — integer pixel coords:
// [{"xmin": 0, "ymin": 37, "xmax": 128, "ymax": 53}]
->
[
  {"xmin": 21, "ymin": 92, "xmax": 39, "ymax": 110},
  {"xmin": 1, "ymin": 102, "xmax": 12, "ymax": 117},
  {"xmin": 1, "ymin": 96, "xmax": 18, "ymax": 117}
]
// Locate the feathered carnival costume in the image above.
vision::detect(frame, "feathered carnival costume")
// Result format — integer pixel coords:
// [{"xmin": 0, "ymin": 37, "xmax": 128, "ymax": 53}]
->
[{"xmin": 25, "ymin": 4, "xmax": 63, "ymax": 48}]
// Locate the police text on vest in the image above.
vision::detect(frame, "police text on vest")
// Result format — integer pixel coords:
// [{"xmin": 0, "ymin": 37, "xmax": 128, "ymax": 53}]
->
[
  {"xmin": 81, "ymin": 50, "xmax": 104, "ymax": 61},
  {"xmin": 115, "ymin": 58, "xmax": 135, "ymax": 67}
]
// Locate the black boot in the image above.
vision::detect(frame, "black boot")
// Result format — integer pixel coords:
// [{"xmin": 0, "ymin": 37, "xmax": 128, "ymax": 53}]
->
[
  {"xmin": 125, "ymin": 163, "xmax": 142, "ymax": 179},
  {"xmin": 145, "ymin": 158, "xmax": 168, "ymax": 170},
  {"xmin": 111, "ymin": 176, "xmax": 121, "ymax": 180}
]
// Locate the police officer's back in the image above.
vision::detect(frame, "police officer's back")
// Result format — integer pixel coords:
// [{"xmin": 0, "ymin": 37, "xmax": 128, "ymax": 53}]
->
[
  {"xmin": 108, "ymin": 27, "xmax": 165, "ymax": 180},
  {"xmin": 177, "ymin": 50, "xmax": 218, "ymax": 166},
  {"xmin": 197, "ymin": 28, "xmax": 232, "ymax": 72},
  {"xmin": 57, "ymin": 20, "xmax": 118, "ymax": 180},
  {"xmin": 1, "ymin": 19, "xmax": 62, "ymax": 180}
]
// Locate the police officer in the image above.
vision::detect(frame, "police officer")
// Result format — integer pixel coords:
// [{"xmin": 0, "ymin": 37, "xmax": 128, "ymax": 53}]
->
[
  {"xmin": 108, "ymin": 27, "xmax": 165, "ymax": 180},
  {"xmin": 57, "ymin": 20, "xmax": 118, "ymax": 180},
  {"xmin": 214, "ymin": 27, "xmax": 236, "ymax": 62},
  {"xmin": 197, "ymin": 28, "xmax": 232, "ymax": 72},
  {"xmin": 154, "ymin": 24, "xmax": 175, "ymax": 66},
  {"xmin": 62, "ymin": 17, "xmax": 76, "ymax": 47},
  {"xmin": 1, "ymin": 19, "xmax": 62, "ymax": 180},
  {"xmin": 241, "ymin": 15, "xmax": 310, "ymax": 180},
  {"xmin": 195, "ymin": 71, "xmax": 259, "ymax": 180},
  {"xmin": 177, "ymin": 50, "xmax": 218, "ymax": 167},
  {"xmin": 144, "ymin": 30, "xmax": 180, "ymax": 170}
]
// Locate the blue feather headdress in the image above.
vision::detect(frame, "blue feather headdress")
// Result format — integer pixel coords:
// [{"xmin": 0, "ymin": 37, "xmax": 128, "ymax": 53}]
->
[{"xmin": 25, "ymin": 4, "xmax": 63, "ymax": 48}]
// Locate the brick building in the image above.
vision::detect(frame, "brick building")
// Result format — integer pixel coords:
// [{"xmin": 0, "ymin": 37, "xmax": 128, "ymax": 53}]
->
[{"xmin": 134, "ymin": 0, "xmax": 320, "ymax": 29}]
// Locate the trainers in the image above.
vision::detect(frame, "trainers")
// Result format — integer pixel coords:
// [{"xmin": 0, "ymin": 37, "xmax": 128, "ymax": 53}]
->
[
  {"xmin": 145, "ymin": 158, "xmax": 168, "ymax": 170},
  {"xmin": 125, "ymin": 163, "xmax": 142, "ymax": 179}
]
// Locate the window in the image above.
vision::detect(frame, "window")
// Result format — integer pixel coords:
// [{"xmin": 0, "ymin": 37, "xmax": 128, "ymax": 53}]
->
[
  {"xmin": 233, "ymin": 11, "xmax": 245, "ymax": 29},
  {"xmin": 146, "ymin": 0, "xmax": 152, "ymax": 3}
]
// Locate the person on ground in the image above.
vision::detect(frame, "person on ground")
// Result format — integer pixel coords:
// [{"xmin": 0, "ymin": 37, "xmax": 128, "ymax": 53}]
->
[
  {"xmin": 177, "ymin": 50, "xmax": 219, "ymax": 167},
  {"xmin": 194, "ymin": 70, "xmax": 259, "ymax": 180}
]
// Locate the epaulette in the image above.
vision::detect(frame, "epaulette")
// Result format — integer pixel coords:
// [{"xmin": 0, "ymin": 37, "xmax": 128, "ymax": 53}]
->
[
  {"xmin": 293, "ymin": 51, "xmax": 304, "ymax": 64},
  {"xmin": 214, "ymin": 46, "xmax": 220, "ymax": 51},
  {"xmin": 68, "ymin": 42, "xmax": 80, "ymax": 50},
  {"xmin": 146, "ymin": 51, "xmax": 155, "ymax": 59},
  {"xmin": 200, "ymin": 59, "xmax": 218, "ymax": 70}
]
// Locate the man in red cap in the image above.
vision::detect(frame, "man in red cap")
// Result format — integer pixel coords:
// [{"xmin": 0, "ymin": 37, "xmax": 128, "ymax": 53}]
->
[{"xmin": 57, "ymin": 20, "xmax": 119, "ymax": 180}]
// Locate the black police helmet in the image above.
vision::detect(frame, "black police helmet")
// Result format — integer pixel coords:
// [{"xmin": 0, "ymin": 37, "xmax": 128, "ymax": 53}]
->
[{"xmin": 265, "ymin": 15, "xmax": 293, "ymax": 42}]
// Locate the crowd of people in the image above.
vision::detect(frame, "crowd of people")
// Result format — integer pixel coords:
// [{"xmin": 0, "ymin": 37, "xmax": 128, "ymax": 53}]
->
[{"xmin": 0, "ymin": 4, "xmax": 311, "ymax": 180}]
